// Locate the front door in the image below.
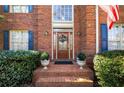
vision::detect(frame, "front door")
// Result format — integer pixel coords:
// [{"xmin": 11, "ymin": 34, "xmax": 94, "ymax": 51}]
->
[
  {"xmin": 57, "ymin": 32, "xmax": 69, "ymax": 59},
  {"xmin": 53, "ymin": 29, "xmax": 73, "ymax": 60}
]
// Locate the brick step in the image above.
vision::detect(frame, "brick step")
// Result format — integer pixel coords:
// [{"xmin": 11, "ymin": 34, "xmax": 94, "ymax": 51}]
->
[
  {"xmin": 33, "ymin": 65, "xmax": 93, "ymax": 82},
  {"xmin": 34, "ymin": 76, "xmax": 93, "ymax": 87},
  {"xmin": 34, "ymin": 71, "xmax": 92, "ymax": 78},
  {"xmin": 33, "ymin": 70, "xmax": 93, "ymax": 81},
  {"xmin": 32, "ymin": 63, "xmax": 94, "ymax": 87}
]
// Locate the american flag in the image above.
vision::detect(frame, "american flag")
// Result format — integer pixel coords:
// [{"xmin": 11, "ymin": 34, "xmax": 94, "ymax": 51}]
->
[{"xmin": 99, "ymin": 5, "xmax": 119, "ymax": 29}]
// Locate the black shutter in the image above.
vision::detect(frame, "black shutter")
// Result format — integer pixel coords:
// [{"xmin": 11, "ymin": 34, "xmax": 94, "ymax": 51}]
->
[
  {"xmin": 28, "ymin": 31, "xmax": 34, "ymax": 50},
  {"xmin": 101, "ymin": 24, "xmax": 108, "ymax": 52},
  {"xmin": 3, "ymin": 5, "xmax": 9, "ymax": 13},
  {"xmin": 28, "ymin": 5, "xmax": 33, "ymax": 13},
  {"xmin": 4, "ymin": 31, "xmax": 9, "ymax": 50}
]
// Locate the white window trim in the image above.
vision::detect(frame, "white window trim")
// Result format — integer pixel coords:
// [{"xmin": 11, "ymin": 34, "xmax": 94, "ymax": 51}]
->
[
  {"xmin": 9, "ymin": 30, "xmax": 29, "ymax": 51},
  {"xmin": 52, "ymin": 5, "xmax": 73, "ymax": 28},
  {"xmin": 52, "ymin": 5, "xmax": 73, "ymax": 23},
  {"xmin": 96, "ymin": 5, "xmax": 99, "ymax": 53},
  {"xmin": 9, "ymin": 5, "xmax": 29, "ymax": 13},
  {"xmin": 108, "ymin": 24, "xmax": 124, "ymax": 50}
]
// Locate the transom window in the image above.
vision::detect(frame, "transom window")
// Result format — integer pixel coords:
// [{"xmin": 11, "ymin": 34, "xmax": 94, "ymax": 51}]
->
[
  {"xmin": 108, "ymin": 24, "xmax": 124, "ymax": 50},
  {"xmin": 53, "ymin": 5, "xmax": 72, "ymax": 22},
  {"xmin": 10, "ymin": 5, "xmax": 29, "ymax": 13},
  {"xmin": 10, "ymin": 30, "xmax": 29, "ymax": 50}
]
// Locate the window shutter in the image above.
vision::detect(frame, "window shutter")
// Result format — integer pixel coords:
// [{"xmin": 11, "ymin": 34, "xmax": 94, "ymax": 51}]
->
[
  {"xmin": 4, "ymin": 31, "xmax": 9, "ymax": 50},
  {"xmin": 3, "ymin": 5, "xmax": 9, "ymax": 13},
  {"xmin": 28, "ymin": 31, "xmax": 34, "ymax": 50},
  {"xmin": 101, "ymin": 24, "xmax": 108, "ymax": 52},
  {"xmin": 28, "ymin": 5, "xmax": 33, "ymax": 13}
]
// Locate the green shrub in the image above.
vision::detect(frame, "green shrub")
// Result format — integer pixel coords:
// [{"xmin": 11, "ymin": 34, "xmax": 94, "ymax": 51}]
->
[
  {"xmin": 0, "ymin": 50, "xmax": 40, "ymax": 62},
  {"xmin": 40, "ymin": 52, "xmax": 49, "ymax": 60},
  {"xmin": 94, "ymin": 50, "xmax": 124, "ymax": 87},
  {"xmin": 0, "ymin": 50, "xmax": 40, "ymax": 87},
  {"xmin": 77, "ymin": 52, "xmax": 86, "ymax": 61}
]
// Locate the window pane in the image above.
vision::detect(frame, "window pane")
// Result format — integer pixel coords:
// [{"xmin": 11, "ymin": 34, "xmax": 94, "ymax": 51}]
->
[
  {"xmin": 53, "ymin": 5, "xmax": 72, "ymax": 22},
  {"xmin": 10, "ymin": 30, "xmax": 28, "ymax": 50},
  {"xmin": 108, "ymin": 24, "xmax": 124, "ymax": 50},
  {"xmin": 11, "ymin": 5, "xmax": 29, "ymax": 13}
]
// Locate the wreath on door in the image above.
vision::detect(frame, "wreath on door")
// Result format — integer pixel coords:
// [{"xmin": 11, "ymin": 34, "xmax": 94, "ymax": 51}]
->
[{"xmin": 58, "ymin": 34, "xmax": 67, "ymax": 43}]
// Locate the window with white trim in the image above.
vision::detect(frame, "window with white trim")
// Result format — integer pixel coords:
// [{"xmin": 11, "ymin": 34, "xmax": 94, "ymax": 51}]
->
[
  {"xmin": 108, "ymin": 24, "xmax": 124, "ymax": 50},
  {"xmin": 10, "ymin": 5, "xmax": 29, "ymax": 13},
  {"xmin": 53, "ymin": 5, "xmax": 72, "ymax": 22},
  {"xmin": 10, "ymin": 30, "xmax": 29, "ymax": 50}
]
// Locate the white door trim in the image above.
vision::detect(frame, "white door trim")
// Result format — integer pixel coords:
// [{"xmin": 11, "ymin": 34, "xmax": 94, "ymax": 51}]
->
[
  {"xmin": 72, "ymin": 5, "xmax": 74, "ymax": 59},
  {"xmin": 96, "ymin": 5, "xmax": 99, "ymax": 53}
]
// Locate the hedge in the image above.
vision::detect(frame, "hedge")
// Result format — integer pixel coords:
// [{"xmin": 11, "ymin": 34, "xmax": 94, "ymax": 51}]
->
[
  {"xmin": 94, "ymin": 50, "xmax": 124, "ymax": 87},
  {"xmin": 0, "ymin": 50, "xmax": 40, "ymax": 62},
  {"xmin": 0, "ymin": 50, "xmax": 40, "ymax": 87}
]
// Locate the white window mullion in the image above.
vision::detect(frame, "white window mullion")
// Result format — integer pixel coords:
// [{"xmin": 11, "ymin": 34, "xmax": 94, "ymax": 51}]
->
[
  {"xmin": 108, "ymin": 24, "xmax": 124, "ymax": 50},
  {"xmin": 10, "ymin": 5, "xmax": 29, "ymax": 13},
  {"xmin": 121, "ymin": 25, "xmax": 124, "ymax": 49},
  {"xmin": 10, "ymin": 30, "xmax": 28, "ymax": 51},
  {"xmin": 120, "ymin": 25, "xmax": 122, "ymax": 50},
  {"xmin": 53, "ymin": 5, "xmax": 72, "ymax": 22}
]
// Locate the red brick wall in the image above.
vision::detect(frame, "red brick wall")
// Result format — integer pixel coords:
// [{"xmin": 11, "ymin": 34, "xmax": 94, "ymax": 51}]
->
[
  {"xmin": 0, "ymin": 5, "xmax": 96, "ymax": 64},
  {"xmin": 74, "ymin": 6, "xmax": 82, "ymax": 58},
  {"xmin": 85, "ymin": 6, "xmax": 96, "ymax": 66},
  {"xmin": 36, "ymin": 5, "xmax": 52, "ymax": 58},
  {"xmin": 0, "ymin": 5, "xmax": 124, "ymax": 67},
  {"xmin": 0, "ymin": 5, "xmax": 52, "ymax": 57},
  {"xmin": 75, "ymin": 5, "xmax": 96, "ymax": 66},
  {"xmin": 79, "ymin": 6, "xmax": 87, "ymax": 53},
  {"xmin": 0, "ymin": 6, "xmax": 38, "ymax": 50}
]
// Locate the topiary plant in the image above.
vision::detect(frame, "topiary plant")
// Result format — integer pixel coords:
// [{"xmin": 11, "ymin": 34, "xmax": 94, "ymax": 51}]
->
[
  {"xmin": 40, "ymin": 52, "xmax": 49, "ymax": 60},
  {"xmin": 77, "ymin": 52, "xmax": 86, "ymax": 61}
]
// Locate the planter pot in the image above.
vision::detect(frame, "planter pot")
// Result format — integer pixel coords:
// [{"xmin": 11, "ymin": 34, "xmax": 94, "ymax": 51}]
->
[
  {"xmin": 40, "ymin": 59, "xmax": 50, "ymax": 69},
  {"xmin": 77, "ymin": 59, "xmax": 86, "ymax": 69}
]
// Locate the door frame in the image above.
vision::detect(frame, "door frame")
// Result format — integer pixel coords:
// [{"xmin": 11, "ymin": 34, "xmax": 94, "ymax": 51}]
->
[
  {"xmin": 53, "ymin": 30, "xmax": 73, "ymax": 60},
  {"xmin": 51, "ymin": 5, "xmax": 74, "ymax": 60}
]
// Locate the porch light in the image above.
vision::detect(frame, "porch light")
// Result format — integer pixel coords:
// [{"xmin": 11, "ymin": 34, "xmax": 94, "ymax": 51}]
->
[
  {"xmin": 77, "ymin": 32, "xmax": 81, "ymax": 36},
  {"xmin": 44, "ymin": 31, "xmax": 48, "ymax": 36}
]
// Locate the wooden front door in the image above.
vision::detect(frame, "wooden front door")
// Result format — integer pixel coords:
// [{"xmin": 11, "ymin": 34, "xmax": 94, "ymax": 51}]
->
[
  {"xmin": 53, "ymin": 29, "xmax": 73, "ymax": 60},
  {"xmin": 57, "ymin": 32, "xmax": 69, "ymax": 59}
]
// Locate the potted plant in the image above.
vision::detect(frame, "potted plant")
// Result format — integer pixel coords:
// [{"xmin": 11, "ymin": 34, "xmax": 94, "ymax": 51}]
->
[
  {"xmin": 76, "ymin": 52, "xmax": 86, "ymax": 69},
  {"xmin": 40, "ymin": 52, "xmax": 49, "ymax": 69}
]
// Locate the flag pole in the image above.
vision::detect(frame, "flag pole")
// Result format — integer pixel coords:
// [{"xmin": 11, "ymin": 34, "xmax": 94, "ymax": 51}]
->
[{"xmin": 96, "ymin": 5, "xmax": 99, "ymax": 53}]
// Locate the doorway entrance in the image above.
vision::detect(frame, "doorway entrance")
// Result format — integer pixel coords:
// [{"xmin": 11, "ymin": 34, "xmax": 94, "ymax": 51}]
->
[{"xmin": 53, "ymin": 29, "xmax": 73, "ymax": 60}]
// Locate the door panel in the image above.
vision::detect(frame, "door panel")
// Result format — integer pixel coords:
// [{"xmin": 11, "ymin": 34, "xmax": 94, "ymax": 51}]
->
[
  {"xmin": 57, "ymin": 32, "xmax": 69, "ymax": 59},
  {"xmin": 53, "ymin": 29, "xmax": 73, "ymax": 59}
]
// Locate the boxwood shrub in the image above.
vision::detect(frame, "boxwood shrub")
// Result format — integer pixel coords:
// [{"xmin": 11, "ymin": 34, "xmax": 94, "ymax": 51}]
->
[
  {"xmin": 0, "ymin": 50, "xmax": 40, "ymax": 62},
  {"xmin": 0, "ymin": 50, "xmax": 40, "ymax": 87},
  {"xmin": 94, "ymin": 50, "xmax": 124, "ymax": 87}
]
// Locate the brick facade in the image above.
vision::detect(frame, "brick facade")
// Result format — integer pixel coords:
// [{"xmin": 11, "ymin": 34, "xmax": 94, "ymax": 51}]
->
[
  {"xmin": 74, "ymin": 5, "xmax": 96, "ymax": 66},
  {"xmin": 0, "ymin": 5, "xmax": 124, "ymax": 66},
  {"xmin": 0, "ymin": 5, "xmax": 96, "ymax": 66},
  {"xmin": 36, "ymin": 6, "xmax": 52, "ymax": 57}
]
